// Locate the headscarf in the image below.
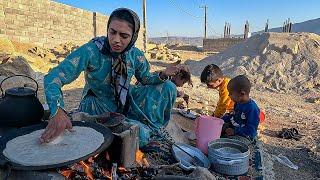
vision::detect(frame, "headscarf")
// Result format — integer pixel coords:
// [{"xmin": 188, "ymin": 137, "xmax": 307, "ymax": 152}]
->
[{"xmin": 93, "ymin": 8, "xmax": 140, "ymax": 110}]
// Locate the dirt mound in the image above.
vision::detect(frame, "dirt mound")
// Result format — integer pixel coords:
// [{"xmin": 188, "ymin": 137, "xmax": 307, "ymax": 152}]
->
[
  {"xmin": 189, "ymin": 32, "xmax": 320, "ymax": 93},
  {"xmin": 147, "ymin": 44, "xmax": 181, "ymax": 61},
  {"xmin": 0, "ymin": 39, "xmax": 80, "ymax": 74},
  {"xmin": 0, "ymin": 38, "xmax": 15, "ymax": 54},
  {"xmin": 50, "ymin": 42, "xmax": 79, "ymax": 60},
  {"xmin": 0, "ymin": 56, "xmax": 35, "ymax": 78}
]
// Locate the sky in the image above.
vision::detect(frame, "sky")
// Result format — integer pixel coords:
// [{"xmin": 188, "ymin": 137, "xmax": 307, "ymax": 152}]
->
[{"xmin": 55, "ymin": 0, "xmax": 320, "ymax": 38}]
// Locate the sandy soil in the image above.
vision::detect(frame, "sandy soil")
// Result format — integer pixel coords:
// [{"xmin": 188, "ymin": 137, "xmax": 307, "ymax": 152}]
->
[{"xmin": 1, "ymin": 35, "xmax": 320, "ymax": 179}]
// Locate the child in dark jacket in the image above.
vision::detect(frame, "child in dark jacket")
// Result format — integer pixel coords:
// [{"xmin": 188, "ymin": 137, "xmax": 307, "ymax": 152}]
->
[{"xmin": 221, "ymin": 75, "xmax": 260, "ymax": 139}]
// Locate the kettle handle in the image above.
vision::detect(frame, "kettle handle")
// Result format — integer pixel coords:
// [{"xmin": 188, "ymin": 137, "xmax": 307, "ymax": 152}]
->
[{"xmin": 0, "ymin": 75, "xmax": 39, "ymax": 97}]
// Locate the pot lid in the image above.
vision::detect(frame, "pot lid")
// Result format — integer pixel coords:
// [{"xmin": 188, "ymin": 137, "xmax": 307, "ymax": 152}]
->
[{"xmin": 5, "ymin": 87, "xmax": 36, "ymax": 96}]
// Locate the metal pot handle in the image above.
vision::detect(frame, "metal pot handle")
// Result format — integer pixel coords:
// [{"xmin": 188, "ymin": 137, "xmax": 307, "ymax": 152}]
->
[
  {"xmin": 179, "ymin": 159, "xmax": 195, "ymax": 171},
  {"xmin": 215, "ymin": 159, "xmax": 243, "ymax": 165},
  {"xmin": 0, "ymin": 75, "xmax": 39, "ymax": 97}
]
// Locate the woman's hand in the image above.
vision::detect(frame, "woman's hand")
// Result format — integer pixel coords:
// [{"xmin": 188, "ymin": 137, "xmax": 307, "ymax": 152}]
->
[
  {"xmin": 182, "ymin": 93, "xmax": 190, "ymax": 105},
  {"xmin": 40, "ymin": 108, "xmax": 73, "ymax": 143}
]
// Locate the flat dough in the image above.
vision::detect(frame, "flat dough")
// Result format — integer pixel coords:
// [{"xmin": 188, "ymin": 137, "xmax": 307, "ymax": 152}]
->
[{"xmin": 3, "ymin": 126, "xmax": 104, "ymax": 166}]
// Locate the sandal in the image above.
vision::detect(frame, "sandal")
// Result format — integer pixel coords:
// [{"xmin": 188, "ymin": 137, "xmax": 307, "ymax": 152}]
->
[{"xmin": 278, "ymin": 128, "xmax": 302, "ymax": 141}]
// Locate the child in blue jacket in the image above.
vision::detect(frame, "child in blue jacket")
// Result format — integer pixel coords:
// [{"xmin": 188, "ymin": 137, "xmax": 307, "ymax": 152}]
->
[{"xmin": 221, "ymin": 75, "xmax": 260, "ymax": 139}]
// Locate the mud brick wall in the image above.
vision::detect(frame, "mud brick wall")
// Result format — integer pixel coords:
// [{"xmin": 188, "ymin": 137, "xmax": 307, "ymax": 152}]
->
[
  {"xmin": 0, "ymin": 0, "xmax": 145, "ymax": 51},
  {"xmin": 203, "ymin": 38, "xmax": 244, "ymax": 52}
]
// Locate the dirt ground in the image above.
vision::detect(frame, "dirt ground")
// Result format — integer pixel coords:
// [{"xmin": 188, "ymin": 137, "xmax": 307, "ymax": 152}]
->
[
  {"xmin": 150, "ymin": 54, "xmax": 320, "ymax": 180},
  {"xmin": 53, "ymin": 52, "xmax": 320, "ymax": 180},
  {"xmin": 1, "ymin": 38, "xmax": 319, "ymax": 179}
]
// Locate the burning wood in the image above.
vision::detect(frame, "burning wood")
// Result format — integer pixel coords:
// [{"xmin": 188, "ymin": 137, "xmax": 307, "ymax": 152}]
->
[
  {"xmin": 79, "ymin": 161, "xmax": 94, "ymax": 180},
  {"xmin": 59, "ymin": 169, "xmax": 72, "ymax": 178},
  {"xmin": 135, "ymin": 149, "xmax": 150, "ymax": 168},
  {"xmin": 59, "ymin": 150, "xmax": 157, "ymax": 180}
]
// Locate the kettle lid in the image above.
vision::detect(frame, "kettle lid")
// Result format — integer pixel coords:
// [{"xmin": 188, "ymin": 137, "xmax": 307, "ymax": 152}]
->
[{"xmin": 5, "ymin": 87, "xmax": 36, "ymax": 96}]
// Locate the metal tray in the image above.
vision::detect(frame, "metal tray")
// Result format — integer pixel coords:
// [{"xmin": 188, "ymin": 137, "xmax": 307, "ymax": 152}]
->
[{"xmin": 172, "ymin": 143, "xmax": 210, "ymax": 171}]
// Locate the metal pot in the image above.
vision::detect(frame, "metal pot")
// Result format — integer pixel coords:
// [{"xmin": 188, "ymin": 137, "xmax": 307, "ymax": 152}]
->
[
  {"xmin": 208, "ymin": 138, "xmax": 250, "ymax": 176},
  {"xmin": 0, "ymin": 75, "xmax": 44, "ymax": 127}
]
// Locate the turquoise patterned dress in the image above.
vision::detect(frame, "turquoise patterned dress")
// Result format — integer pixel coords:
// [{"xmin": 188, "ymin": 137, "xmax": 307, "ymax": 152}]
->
[{"xmin": 44, "ymin": 40, "xmax": 177, "ymax": 146}]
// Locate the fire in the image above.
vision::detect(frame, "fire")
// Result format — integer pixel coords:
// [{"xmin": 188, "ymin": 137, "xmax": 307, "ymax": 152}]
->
[
  {"xmin": 102, "ymin": 169, "xmax": 112, "ymax": 179},
  {"xmin": 118, "ymin": 167, "xmax": 127, "ymax": 171},
  {"xmin": 60, "ymin": 150, "xmax": 151, "ymax": 179},
  {"xmin": 59, "ymin": 170, "xmax": 72, "ymax": 178},
  {"xmin": 79, "ymin": 161, "xmax": 94, "ymax": 180},
  {"xmin": 135, "ymin": 149, "xmax": 150, "ymax": 167},
  {"xmin": 136, "ymin": 149, "xmax": 144, "ymax": 166}
]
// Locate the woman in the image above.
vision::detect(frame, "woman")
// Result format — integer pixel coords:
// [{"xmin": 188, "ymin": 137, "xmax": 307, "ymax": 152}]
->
[{"xmin": 40, "ymin": 8, "xmax": 185, "ymax": 146}]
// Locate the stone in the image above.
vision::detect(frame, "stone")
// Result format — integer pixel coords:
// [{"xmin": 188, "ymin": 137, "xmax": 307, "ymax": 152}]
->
[{"xmin": 189, "ymin": 167, "xmax": 217, "ymax": 180}]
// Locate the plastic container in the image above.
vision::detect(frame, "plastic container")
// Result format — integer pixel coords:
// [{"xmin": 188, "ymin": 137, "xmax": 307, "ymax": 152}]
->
[
  {"xmin": 259, "ymin": 110, "xmax": 265, "ymax": 123},
  {"xmin": 195, "ymin": 115, "xmax": 224, "ymax": 154}
]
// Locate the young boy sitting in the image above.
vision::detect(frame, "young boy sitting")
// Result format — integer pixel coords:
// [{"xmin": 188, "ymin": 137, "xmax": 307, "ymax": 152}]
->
[
  {"xmin": 221, "ymin": 75, "xmax": 260, "ymax": 139},
  {"xmin": 200, "ymin": 64, "xmax": 234, "ymax": 118}
]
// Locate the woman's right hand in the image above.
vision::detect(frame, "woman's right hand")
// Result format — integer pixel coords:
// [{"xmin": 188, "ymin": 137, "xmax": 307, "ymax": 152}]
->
[{"xmin": 40, "ymin": 108, "xmax": 73, "ymax": 143}]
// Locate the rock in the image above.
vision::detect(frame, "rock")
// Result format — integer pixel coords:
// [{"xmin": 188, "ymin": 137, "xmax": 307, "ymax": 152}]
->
[
  {"xmin": 165, "ymin": 120, "xmax": 189, "ymax": 144},
  {"xmin": 189, "ymin": 167, "xmax": 217, "ymax": 180},
  {"xmin": 171, "ymin": 112, "xmax": 195, "ymax": 133},
  {"xmin": 49, "ymin": 58, "xmax": 59, "ymax": 64},
  {"xmin": 157, "ymin": 54, "xmax": 166, "ymax": 60},
  {"xmin": 0, "ymin": 56, "xmax": 35, "ymax": 78},
  {"xmin": 173, "ymin": 56, "xmax": 180, "ymax": 61},
  {"xmin": 168, "ymin": 54, "xmax": 174, "ymax": 60},
  {"xmin": 150, "ymin": 52, "xmax": 157, "ymax": 59},
  {"xmin": 57, "ymin": 57, "xmax": 65, "ymax": 63},
  {"xmin": 172, "ymin": 52, "xmax": 181, "ymax": 58}
]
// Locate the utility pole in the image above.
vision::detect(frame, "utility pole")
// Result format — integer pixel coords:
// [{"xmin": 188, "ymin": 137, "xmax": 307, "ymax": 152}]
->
[
  {"xmin": 142, "ymin": 0, "xmax": 147, "ymax": 52},
  {"xmin": 244, "ymin": 20, "xmax": 249, "ymax": 39},
  {"xmin": 200, "ymin": 5, "xmax": 208, "ymax": 39},
  {"xmin": 264, "ymin": 19, "xmax": 269, "ymax": 32}
]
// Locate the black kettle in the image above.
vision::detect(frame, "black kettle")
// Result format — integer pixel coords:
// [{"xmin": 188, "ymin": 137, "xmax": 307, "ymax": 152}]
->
[{"xmin": 0, "ymin": 75, "xmax": 44, "ymax": 127}]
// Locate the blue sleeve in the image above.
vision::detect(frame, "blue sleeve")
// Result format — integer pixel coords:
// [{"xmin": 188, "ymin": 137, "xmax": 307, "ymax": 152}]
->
[
  {"xmin": 234, "ymin": 107, "xmax": 260, "ymax": 137},
  {"xmin": 44, "ymin": 42, "xmax": 95, "ymax": 117},
  {"xmin": 133, "ymin": 49, "xmax": 165, "ymax": 85},
  {"xmin": 221, "ymin": 113, "xmax": 232, "ymax": 122}
]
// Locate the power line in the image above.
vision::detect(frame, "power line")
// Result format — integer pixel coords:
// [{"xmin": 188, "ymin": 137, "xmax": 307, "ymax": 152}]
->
[
  {"xmin": 167, "ymin": 0, "xmax": 222, "ymax": 37},
  {"xmin": 207, "ymin": 18, "xmax": 223, "ymax": 37},
  {"xmin": 167, "ymin": 0, "xmax": 204, "ymax": 19}
]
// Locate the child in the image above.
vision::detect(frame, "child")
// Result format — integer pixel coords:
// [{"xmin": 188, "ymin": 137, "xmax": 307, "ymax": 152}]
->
[
  {"xmin": 221, "ymin": 75, "xmax": 260, "ymax": 139},
  {"xmin": 200, "ymin": 64, "xmax": 234, "ymax": 118},
  {"xmin": 171, "ymin": 66, "xmax": 193, "ymax": 105}
]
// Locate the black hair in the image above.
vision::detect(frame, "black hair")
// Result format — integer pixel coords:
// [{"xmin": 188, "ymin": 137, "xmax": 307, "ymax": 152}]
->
[
  {"xmin": 200, "ymin": 64, "xmax": 223, "ymax": 83},
  {"xmin": 108, "ymin": 9, "xmax": 135, "ymax": 32},
  {"xmin": 227, "ymin": 75, "xmax": 251, "ymax": 94},
  {"xmin": 178, "ymin": 68, "xmax": 193, "ymax": 86}
]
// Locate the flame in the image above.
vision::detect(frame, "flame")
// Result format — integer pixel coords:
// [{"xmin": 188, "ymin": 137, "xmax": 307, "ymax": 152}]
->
[
  {"xmin": 60, "ymin": 170, "xmax": 72, "ymax": 178},
  {"xmin": 143, "ymin": 158, "xmax": 150, "ymax": 167},
  {"xmin": 88, "ymin": 157, "xmax": 94, "ymax": 163},
  {"xmin": 79, "ymin": 161, "xmax": 94, "ymax": 180},
  {"xmin": 136, "ymin": 150, "xmax": 144, "ymax": 166},
  {"xmin": 118, "ymin": 167, "xmax": 127, "ymax": 171},
  {"xmin": 135, "ymin": 149, "xmax": 150, "ymax": 167},
  {"xmin": 102, "ymin": 169, "xmax": 112, "ymax": 179}
]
